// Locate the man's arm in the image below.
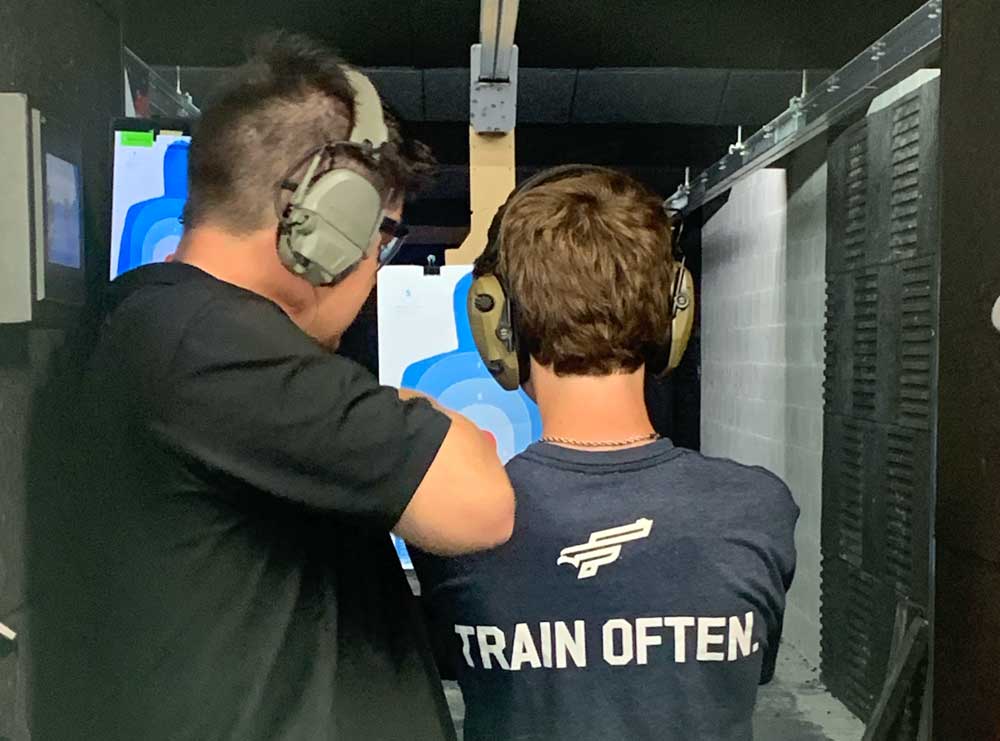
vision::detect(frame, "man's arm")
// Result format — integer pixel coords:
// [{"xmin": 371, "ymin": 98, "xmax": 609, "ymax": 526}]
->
[
  {"xmin": 394, "ymin": 389, "xmax": 514, "ymax": 555},
  {"xmin": 158, "ymin": 304, "xmax": 512, "ymax": 555}
]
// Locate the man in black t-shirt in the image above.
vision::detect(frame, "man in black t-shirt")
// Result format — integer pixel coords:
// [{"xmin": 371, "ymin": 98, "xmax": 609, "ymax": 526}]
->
[
  {"xmin": 414, "ymin": 169, "xmax": 797, "ymax": 740},
  {"xmin": 28, "ymin": 33, "xmax": 513, "ymax": 741}
]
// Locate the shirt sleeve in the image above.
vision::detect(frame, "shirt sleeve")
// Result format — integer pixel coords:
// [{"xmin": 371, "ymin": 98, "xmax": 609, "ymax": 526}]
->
[{"xmin": 150, "ymin": 296, "xmax": 452, "ymax": 527}]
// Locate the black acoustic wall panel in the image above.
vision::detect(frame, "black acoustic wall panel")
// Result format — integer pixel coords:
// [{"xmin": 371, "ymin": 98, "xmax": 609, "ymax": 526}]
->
[
  {"xmin": 821, "ymin": 78, "xmax": 939, "ymax": 733},
  {"xmin": 0, "ymin": 1, "xmax": 123, "ymax": 738}
]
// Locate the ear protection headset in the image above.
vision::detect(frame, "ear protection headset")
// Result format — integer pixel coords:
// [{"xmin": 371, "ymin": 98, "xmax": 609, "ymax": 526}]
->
[
  {"xmin": 468, "ymin": 164, "xmax": 696, "ymax": 391},
  {"xmin": 276, "ymin": 69, "xmax": 390, "ymax": 286}
]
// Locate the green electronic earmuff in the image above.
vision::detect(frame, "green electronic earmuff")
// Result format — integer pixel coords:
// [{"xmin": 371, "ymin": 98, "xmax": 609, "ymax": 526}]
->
[
  {"xmin": 276, "ymin": 69, "xmax": 390, "ymax": 286},
  {"xmin": 468, "ymin": 164, "xmax": 696, "ymax": 391}
]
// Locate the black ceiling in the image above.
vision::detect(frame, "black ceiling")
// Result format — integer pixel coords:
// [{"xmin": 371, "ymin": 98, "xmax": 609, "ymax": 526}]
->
[
  {"xmin": 160, "ymin": 65, "xmax": 830, "ymax": 128},
  {"xmin": 129, "ymin": 0, "xmax": 928, "ymax": 230},
  {"xmin": 126, "ymin": 0, "xmax": 926, "ymax": 71}
]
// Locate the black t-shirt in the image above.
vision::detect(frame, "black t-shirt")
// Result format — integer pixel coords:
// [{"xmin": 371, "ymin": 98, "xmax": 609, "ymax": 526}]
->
[
  {"xmin": 35, "ymin": 263, "xmax": 455, "ymax": 740},
  {"xmin": 414, "ymin": 440, "xmax": 798, "ymax": 741}
]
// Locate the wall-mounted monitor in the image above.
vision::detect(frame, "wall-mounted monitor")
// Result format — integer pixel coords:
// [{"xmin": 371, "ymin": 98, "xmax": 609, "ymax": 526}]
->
[
  {"xmin": 0, "ymin": 93, "xmax": 86, "ymax": 324},
  {"xmin": 110, "ymin": 118, "xmax": 191, "ymax": 279},
  {"xmin": 45, "ymin": 153, "xmax": 84, "ymax": 269},
  {"xmin": 39, "ymin": 116, "xmax": 86, "ymax": 307}
]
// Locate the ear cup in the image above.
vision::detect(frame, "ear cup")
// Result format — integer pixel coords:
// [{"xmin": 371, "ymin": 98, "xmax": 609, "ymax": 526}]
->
[
  {"xmin": 278, "ymin": 169, "xmax": 383, "ymax": 286},
  {"xmin": 646, "ymin": 264, "xmax": 695, "ymax": 378},
  {"xmin": 667, "ymin": 266, "xmax": 695, "ymax": 373},
  {"xmin": 276, "ymin": 68, "xmax": 389, "ymax": 286},
  {"xmin": 468, "ymin": 274, "xmax": 521, "ymax": 391}
]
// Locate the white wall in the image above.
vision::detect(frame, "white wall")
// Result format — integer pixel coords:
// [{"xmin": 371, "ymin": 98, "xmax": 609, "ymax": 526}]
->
[{"xmin": 700, "ymin": 143, "xmax": 828, "ymax": 667}]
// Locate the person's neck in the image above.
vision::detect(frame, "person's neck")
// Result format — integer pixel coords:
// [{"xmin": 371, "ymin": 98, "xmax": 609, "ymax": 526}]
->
[
  {"xmin": 174, "ymin": 225, "xmax": 313, "ymax": 319},
  {"xmin": 529, "ymin": 360, "xmax": 656, "ymax": 450}
]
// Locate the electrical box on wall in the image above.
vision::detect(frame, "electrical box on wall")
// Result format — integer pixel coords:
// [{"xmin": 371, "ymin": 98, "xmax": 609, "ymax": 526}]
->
[{"xmin": 0, "ymin": 93, "xmax": 86, "ymax": 324}]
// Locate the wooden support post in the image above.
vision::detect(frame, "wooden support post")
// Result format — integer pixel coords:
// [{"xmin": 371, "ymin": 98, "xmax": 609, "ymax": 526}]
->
[{"xmin": 447, "ymin": 126, "xmax": 515, "ymax": 266}]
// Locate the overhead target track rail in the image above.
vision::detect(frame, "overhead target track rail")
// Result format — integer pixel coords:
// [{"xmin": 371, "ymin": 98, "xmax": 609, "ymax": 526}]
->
[{"xmin": 678, "ymin": 0, "xmax": 942, "ymax": 214}]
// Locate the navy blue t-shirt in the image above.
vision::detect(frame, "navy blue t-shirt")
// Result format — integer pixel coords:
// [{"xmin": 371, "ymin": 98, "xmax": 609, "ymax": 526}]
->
[{"xmin": 413, "ymin": 439, "xmax": 798, "ymax": 741}]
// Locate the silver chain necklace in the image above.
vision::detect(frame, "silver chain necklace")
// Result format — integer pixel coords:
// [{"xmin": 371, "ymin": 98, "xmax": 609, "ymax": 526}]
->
[{"xmin": 540, "ymin": 432, "xmax": 660, "ymax": 448}]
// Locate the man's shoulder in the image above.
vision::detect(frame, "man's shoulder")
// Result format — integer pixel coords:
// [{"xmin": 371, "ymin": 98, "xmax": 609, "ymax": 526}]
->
[
  {"xmin": 504, "ymin": 446, "xmax": 538, "ymax": 471},
  {"xmin": 92, "ymin": 263, "xmax": 360, "ymax": 408},
  {"xmin": 505, "ymin": 443, "xmax": 798, "ymax": 524},
  {"xmin": 112, "ymin": 263, "xmax": 284, "ymax": 327},
  {"xmin": 503, "ymin": 445, "xmax": 571, "ymax": 486},
  {"xmin": 108, "ymin": 263, "xmax": 321, "ymax": 361},
  {"xmin": 678, "ymin": 448, "xmax": 790, "ymax": 491},
  {"xmin": 674, "ymin": 448, "xmax": 799, "ymax": 521}
]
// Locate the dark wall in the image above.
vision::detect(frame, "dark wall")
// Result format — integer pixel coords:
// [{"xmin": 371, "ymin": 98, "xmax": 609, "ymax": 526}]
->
[
  {"xmin": 0, "ymin": 1, "xmax": 122, "ymax": 738},
  {"xmin": 935, "ymin": 1, "xmax": 1000, "ymax": 738}
]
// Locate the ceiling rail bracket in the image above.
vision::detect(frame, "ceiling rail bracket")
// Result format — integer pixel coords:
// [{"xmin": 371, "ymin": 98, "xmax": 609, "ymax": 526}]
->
[
  {"xmin": 471, "ymin": 0, "xmax": 520, "ymax": 133},
  {"xmin": 682, "ymin": 0, "xmax": 942, "ymax": 214}
]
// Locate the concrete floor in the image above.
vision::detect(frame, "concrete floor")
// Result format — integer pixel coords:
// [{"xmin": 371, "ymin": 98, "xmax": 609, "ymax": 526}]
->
[
  {"xmin": 443, "ymin": 643, "xmax": 865, "ymax": 740},
  {"xmin": 753, "ymin": 645, "xmax": 865, "ymax": 741}
]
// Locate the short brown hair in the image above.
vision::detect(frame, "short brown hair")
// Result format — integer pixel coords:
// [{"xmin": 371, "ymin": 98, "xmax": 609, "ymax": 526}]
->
[
  {"xmin": 183, "ymin": 32, "xmax": 433, "ymax": 232},
  {"xmin": 500, "ymin": 169, "xmax": 675, "ymax": 376}
]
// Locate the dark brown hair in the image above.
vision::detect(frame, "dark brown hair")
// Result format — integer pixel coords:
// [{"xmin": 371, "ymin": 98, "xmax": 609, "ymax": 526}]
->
[
  {"xmin": 381, "ymin": 108, "xmax": 437, "ymax": 199},
  {"xmin": 500, "ymin": 169, "xmax": 675, "ymax": 376}
]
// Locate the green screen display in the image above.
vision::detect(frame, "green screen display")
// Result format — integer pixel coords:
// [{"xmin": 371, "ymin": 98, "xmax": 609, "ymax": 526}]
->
[{"xmin": 120, "ymin": 130, "xmax": 155, "ymax": 147}]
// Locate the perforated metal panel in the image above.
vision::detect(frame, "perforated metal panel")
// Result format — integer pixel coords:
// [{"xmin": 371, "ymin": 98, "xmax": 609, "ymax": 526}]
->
[{"xmin": 821, "ymin": 78, "xmax": 939, "ymax": 732}]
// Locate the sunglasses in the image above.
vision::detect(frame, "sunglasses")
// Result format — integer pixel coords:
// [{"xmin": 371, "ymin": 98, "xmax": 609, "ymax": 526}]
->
[{"xmin": 378, "ymin": 216, "xmax": 409, "ymax": 269}]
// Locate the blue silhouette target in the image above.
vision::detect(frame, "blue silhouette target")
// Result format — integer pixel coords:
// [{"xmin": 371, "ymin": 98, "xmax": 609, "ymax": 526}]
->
[
  {"xmin": 401, "ymin": 272, "xmax": 542, "ymax": 464},
  {"xmin": 117, "ymin": 139, "xmax": 189, "ymax": 276}
]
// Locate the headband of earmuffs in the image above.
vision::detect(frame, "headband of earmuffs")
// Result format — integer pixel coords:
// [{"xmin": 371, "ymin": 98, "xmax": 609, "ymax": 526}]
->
[{"xmin": 468, "ymin": 164, "xmax": 695, "ymax": 391}]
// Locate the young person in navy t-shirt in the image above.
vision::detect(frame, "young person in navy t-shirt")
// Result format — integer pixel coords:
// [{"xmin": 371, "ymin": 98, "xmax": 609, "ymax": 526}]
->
[{"xmin": 413, "ymin": 167, "xmax": 798, "ymax": 741}]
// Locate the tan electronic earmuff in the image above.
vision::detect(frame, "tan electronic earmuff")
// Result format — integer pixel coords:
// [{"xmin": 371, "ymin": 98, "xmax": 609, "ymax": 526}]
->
[
  {"xmin": 667, "ymin": 257, "xmax": 695, "ymax": 371},
  {"xmin": 662, "ymin": 205, "xmax": 695, "ymax": 374},
  {"xmin": 469, "ymin": 165, "xmax": 696, "ymax": 391},
  {"xmin": 276, "ymin": 69, "xmax": 390, "ymax": 286},
  {"xmin": 467, "ymin": 272, "xmax": 522, "ymax": 390}
]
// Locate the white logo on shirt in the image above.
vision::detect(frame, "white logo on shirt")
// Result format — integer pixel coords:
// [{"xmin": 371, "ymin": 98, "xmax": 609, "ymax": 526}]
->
[{"xmin": 557, "ymin": 518, "xmax": 653, "ymax": 579}]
